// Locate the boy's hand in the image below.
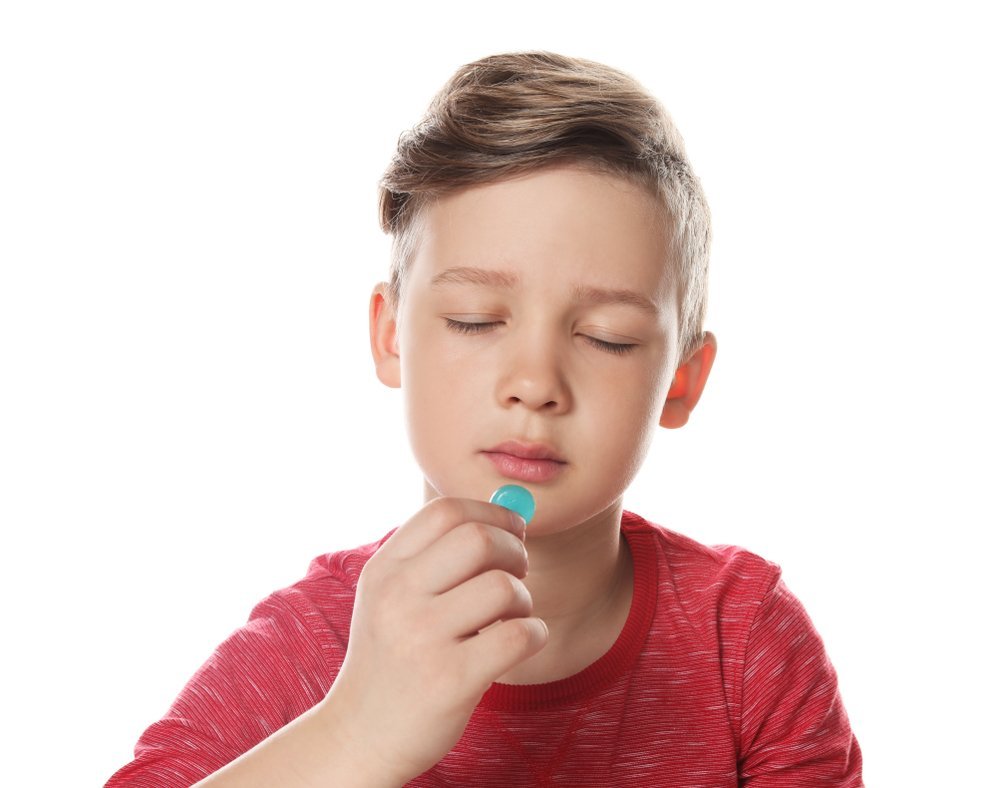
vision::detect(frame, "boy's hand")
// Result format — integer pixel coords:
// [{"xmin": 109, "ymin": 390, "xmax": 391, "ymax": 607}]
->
[{"xmin": 320, "ymin": 497, "xmax": 548, "ymax": 784}]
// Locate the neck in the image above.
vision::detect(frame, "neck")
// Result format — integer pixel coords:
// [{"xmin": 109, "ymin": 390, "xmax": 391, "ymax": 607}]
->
[
  {"xmin": 523, "ymin": 502, "xmax": 628, "ymax": 620},
  {"xmin": 502, "ymin": 501, "xmax": 634, "ymax": 684}
]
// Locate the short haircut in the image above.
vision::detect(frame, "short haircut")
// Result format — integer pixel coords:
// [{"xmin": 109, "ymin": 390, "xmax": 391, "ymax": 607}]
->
[{"xmin": 378, "ymin": 51, "xmax": 711, "ymax": 361}]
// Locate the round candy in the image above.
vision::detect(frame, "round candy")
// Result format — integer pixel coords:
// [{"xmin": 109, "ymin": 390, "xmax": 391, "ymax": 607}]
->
[{"xmin": 489, "ymin": 484, "xmax": 536, "ymax": 525}]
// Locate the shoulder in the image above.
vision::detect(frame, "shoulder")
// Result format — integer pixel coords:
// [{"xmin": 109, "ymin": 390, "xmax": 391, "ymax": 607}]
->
[
  {"xmin": 278, "ymin": 529, "xmax": 394, "ymax": 602},
  {"xmin": 198, "ymin": 531, "xmax": 397, "ymax": 689},
  {"xmin": 622, "ymin": 511, "xmax": 785, "ymax": 675},
  {"xmin": 622, "ymin": 510, "xmax": 781, "ymax": 617},
  {"xmin": 622, "ymin": 514, "xmax": 862, "ymax": 783},
  {"xmin": 246, "ymin": 529, "xmax": 397, "ymax": 653}
]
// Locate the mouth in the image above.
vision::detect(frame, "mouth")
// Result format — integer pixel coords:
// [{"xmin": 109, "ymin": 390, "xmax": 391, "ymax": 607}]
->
[{"xmin": 481, "ymin": 441, "xmax": 568, "ymax": 483}]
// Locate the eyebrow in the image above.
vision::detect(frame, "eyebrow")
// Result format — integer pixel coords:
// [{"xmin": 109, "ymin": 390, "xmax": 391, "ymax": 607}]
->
[
  {"xmin": 430, "ymin": 266, "xmax": 519, "ymax": 289},
  {"xmin": 429, "ymin": 265, "xmax": 658, "ymax": 315},
  {"xmin": 572, "ymin": 284, "xmax": 660, "ymax": 316}
]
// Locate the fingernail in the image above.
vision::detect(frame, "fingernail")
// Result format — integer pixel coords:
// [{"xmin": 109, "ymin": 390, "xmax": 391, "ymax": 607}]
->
[{"xmin": 512, "ymin": 511, "xmax": 527, "ymax": 536}]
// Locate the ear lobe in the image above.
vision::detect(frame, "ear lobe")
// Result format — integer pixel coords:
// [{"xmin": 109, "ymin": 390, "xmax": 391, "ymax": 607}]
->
[
  {"xmin": 369, "ymin": 284, "xmax": 401, "ymax": 389},
  {"xmin": 659, "ymin": 332, "xmax": 717, "ymax": 429}
]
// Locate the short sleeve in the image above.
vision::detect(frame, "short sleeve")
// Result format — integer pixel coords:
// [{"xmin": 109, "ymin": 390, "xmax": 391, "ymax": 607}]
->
[
  {"xmin": 105, "ymin": 592, "xmax": 338, "ymax": 787},
  {"xmin": 737, "ymin": 578, "xmax": 863, "ymax": 786}
]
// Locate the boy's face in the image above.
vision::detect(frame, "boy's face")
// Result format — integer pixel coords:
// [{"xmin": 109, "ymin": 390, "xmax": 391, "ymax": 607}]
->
[{"xmin": 372, "ymin": 167, "xmax": 697, "ymax": 536}]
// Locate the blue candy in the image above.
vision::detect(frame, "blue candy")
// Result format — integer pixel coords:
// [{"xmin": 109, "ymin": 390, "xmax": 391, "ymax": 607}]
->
[{"xmin": 489, "ymin": 484, "xmax": 536, "ymax": 525}]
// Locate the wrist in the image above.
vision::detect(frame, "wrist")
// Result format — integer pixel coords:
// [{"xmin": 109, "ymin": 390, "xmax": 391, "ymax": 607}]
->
[{"xmin": 317, "ymin": 681, "xmax": 411, "ymax": 788}]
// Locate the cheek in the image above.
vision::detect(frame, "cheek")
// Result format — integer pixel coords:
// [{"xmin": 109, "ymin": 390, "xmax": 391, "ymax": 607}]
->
[
  {"xmin": 402, "ymin": 364, "xmax": 451, "ymax": 438},
  {"xmin": 592, "ymin": 364, "xmax": 666, "ymax": 462},
  {"xmin": 401, "ymin": 345, "xmax": 487, "ymax": 455}
]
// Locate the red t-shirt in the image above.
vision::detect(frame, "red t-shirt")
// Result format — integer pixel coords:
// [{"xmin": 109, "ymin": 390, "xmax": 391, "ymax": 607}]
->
[{"xmin": 106, "ymin": 512, "xmax": 862, "ymax": 786}]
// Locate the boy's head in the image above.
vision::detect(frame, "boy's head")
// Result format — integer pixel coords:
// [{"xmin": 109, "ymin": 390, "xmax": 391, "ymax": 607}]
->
[
  {"xmin": 378, "ymin": 51, "xmax": 711, "ymax": 363},
  {"xmin": 370, "ymin": 52, "xmax": 716, "ymax": 532}
]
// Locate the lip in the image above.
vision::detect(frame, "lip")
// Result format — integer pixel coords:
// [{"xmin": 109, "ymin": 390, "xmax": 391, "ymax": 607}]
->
[
  {"xmin": 486, "ymin": 441, "xmax": 565, "ymax": 461},
  {"xmin": 481, "ymin": 441, "xmax": 567, "ymax": 483}
]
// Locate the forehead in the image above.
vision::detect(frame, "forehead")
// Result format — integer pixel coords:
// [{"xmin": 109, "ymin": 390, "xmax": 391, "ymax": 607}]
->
[{"xmin": 407, "ymin": 167, "xmax": 676, "ymax": 307}]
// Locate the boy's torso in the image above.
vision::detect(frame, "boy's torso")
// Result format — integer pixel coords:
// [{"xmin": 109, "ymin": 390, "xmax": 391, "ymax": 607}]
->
[
  {"xmin": 304, "ymin": 513, "xmax": 766, "ymax": 786},
  {"xmin": 108, "ymin": 513, "xmax": 861, "ymax": 786}
]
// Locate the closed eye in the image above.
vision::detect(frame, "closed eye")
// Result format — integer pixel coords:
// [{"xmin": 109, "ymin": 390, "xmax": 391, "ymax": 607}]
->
[
  {"xmin": 584, "ymin": 336, "xmax": 637, "ymax": 355},
  {"xmin": 444, "ymin": 317, "xmax": 503, "ymax": 334},
  {"xmin": 445, "ymin": 317, "xmax": 636, "ymax": 354}
]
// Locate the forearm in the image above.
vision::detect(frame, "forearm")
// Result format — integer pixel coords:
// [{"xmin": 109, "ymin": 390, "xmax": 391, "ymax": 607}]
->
[{"xmin": 192, "ymin": 692, "xmax": 404, "ymax": 788}]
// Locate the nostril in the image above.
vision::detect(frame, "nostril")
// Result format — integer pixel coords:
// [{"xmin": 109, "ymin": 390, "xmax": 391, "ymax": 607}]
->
[{"xmin": 498, "ymin": 370, "xmax": 569, "ymax": 413}]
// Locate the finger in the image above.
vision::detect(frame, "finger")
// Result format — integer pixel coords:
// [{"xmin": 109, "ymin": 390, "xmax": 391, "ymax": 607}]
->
[
  {"xmin": 459, "ymin": 617, "xmax": 549, "ymax": 683},
  {"xmin": 410, "ymin": 520, "xmax": 529, "ymax": 595},
  {"xmin": 382, "ymin": 497, "xmax": 526, "ymax": 560},
  {"xmin": 433, "ymin": 570, "xmax": 533, "ymax": 638}
]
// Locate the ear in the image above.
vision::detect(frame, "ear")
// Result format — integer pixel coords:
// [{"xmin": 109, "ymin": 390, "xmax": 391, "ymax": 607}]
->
[
  {"xmin": 659, "ymin": 332, "xmax": 717, "ymax": 429},
  {"xmin": 369, "ymin": 284, "xmax": 401, "ymax": 388}
]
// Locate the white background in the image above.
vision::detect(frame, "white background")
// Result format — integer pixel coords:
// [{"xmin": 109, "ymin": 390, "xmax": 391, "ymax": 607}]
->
[{"xmin": 2, "ymin": 2, "xmax": 997, "ymax": 785}]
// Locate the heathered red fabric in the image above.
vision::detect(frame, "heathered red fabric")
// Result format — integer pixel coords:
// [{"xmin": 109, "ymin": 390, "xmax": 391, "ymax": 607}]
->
[{"xmin": 106, "ymin": 512, "xmax": 862, "ymax": 786}]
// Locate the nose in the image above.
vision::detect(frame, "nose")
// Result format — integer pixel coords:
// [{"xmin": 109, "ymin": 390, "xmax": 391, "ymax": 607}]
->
[{"xmin": 495, "ymin": 337, "xmax": 571, "ymax": 415}]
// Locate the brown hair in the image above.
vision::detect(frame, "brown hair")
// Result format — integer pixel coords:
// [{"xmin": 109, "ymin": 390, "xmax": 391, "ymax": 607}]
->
[{"xmin": 378, "ymin": 51, "xmax": 711, "ymax": 360}]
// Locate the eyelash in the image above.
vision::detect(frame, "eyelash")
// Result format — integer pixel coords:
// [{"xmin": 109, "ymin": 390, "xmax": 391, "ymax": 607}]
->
[
  {"xmin": 444, "ymin": 318, "xmax": 636, "ymax": 355},
  {"xmin": 585, "ymin": 337, "xmax": 636, "ymax": 356},
  {"xmin": 444, "ymin": 318, "xmax": 502, "ymax": 335}
]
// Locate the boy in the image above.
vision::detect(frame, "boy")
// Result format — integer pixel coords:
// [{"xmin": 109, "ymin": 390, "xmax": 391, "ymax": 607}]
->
[{"xmin": 108, "ymin": 52, "xmax": 862, "ymax": 786}]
